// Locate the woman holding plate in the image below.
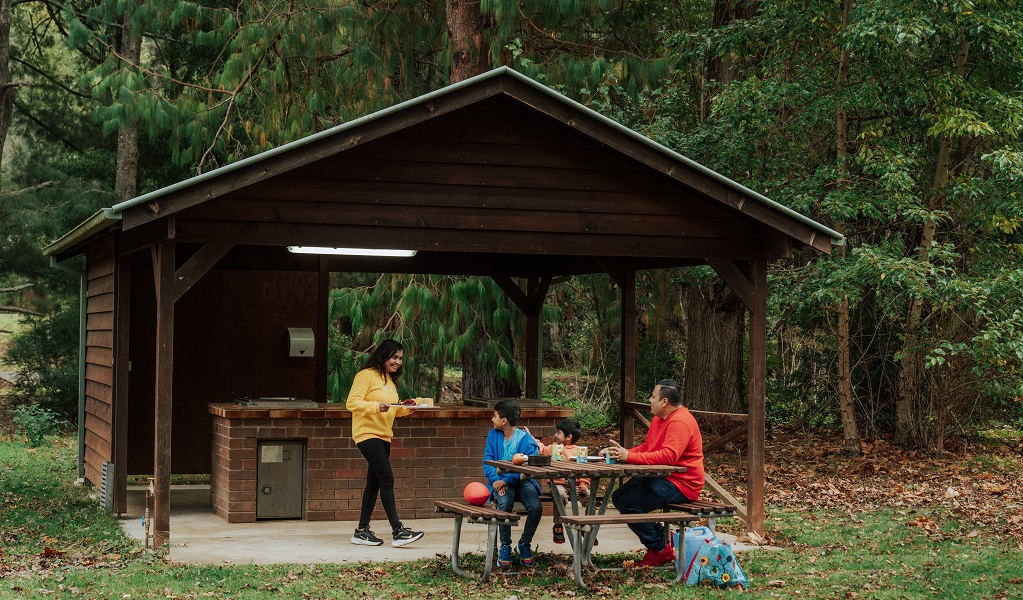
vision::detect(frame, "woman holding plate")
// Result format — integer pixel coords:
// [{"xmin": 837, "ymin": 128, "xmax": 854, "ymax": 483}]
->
[{"xmin": 346, "ymin": 339, "xmax": 424, "ymax": 547}]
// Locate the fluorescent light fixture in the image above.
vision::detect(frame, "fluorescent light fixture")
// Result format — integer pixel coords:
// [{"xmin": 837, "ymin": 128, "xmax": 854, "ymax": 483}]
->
[{"xmin": 287, "ymin": 246, "xmax": 417, "ymax": 257}]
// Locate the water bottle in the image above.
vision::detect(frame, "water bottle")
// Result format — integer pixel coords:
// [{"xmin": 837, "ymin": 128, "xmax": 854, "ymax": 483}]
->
[{"xmin": 682, "ymin": 526, "xmax": 713, "ymax": 568}]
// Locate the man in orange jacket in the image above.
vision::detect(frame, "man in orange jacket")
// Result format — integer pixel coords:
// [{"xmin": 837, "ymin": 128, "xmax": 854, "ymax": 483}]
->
[{"xmin": 602, "ymin": 379, "xmax": 705, "ymax": 568}]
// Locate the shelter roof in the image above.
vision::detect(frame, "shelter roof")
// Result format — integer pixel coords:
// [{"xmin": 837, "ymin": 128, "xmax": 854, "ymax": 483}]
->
[{"xmin": 44, "ymin": 67, "xmax": 843, "ymax": 266}]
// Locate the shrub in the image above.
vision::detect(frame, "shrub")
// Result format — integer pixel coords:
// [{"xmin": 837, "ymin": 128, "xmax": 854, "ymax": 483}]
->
[
  {"xmin": 12, "ymin": 403, "xmax": 63, "ymax": 447},
  {"xmin": 5, "ymin": 303, "xmax": 80, "ymax": 420}
]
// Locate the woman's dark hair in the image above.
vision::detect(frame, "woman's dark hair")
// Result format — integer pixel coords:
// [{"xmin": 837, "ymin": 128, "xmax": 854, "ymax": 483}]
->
[
  {"xmin": 364, "ymin": 339, "xmax": 404, "ymax": 381},
  {"xmin": 556, "ymin": 418, "xmax": 583, "ymax": 445}
]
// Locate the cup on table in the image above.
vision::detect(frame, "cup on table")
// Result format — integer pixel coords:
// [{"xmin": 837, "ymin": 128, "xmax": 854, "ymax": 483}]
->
[
  {"xmin": 604, "ymin": 452, "xmax": 617, "ymax": 464},
  {"xmin": 575, "ymin": 446, "xmax": 588, "ymax": 462},
  {"xmin": 552, "ymin": 443, "xmax": 565, "ymax": 461}
]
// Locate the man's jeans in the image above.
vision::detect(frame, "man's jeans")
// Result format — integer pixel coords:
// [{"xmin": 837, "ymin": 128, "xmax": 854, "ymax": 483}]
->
[
  {"xmin": 611, "ymin": 476, "xmax": 686, "ymax": 550},
  {"xmin": 493, "ymin": 480, "xmax": 542, "ymax": 546}
]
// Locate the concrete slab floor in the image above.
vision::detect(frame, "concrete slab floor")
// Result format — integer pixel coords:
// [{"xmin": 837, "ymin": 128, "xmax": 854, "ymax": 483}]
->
[{"xmin": 119, "ymin": 485, "xmax": 749, "ymax": 566}]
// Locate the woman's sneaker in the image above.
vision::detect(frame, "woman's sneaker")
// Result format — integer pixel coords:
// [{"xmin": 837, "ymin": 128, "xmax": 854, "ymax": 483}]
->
[
  {"xmin": 392, "ymin": 526, "xmax": 424, "ymax": 547},
  {"xmin": 351, "ymin": 527, "xmax": 382, "ymax": 546}
]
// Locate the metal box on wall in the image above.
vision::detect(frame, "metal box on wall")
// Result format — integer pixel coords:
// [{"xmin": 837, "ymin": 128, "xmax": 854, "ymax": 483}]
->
[{"xmin": 256, "ymin": 440, "xmax": 305, "ymax": 519}]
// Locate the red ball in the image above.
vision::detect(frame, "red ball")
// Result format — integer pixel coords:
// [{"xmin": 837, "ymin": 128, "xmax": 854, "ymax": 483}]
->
[{"xmin": 463, "ymin": 481, "xmax": 491, "ymax": 506}]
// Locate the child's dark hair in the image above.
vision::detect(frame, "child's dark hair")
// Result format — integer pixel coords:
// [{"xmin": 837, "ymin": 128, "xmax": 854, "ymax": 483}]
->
[
  {"xmin": 493, "ymin": 399, "xmax": 521, "ymax": 425},
  {"xmin": 364, "ymin": 339, "xmax": 403, "ymax": 381},
  {"xmin": 556, "ymin": 418, "xmax": 583, "ymax": 445}
]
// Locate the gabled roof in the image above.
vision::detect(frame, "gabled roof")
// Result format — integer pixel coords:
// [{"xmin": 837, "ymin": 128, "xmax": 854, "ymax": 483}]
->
[{"xmin": 44, "ymin": 66, "xmax": 843, "ymax": 259}]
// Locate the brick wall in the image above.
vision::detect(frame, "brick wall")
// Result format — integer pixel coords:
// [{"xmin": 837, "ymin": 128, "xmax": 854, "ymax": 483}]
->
[{"xmin": 209, "ymin": 404, "xmax": 574, "ymax": 523}]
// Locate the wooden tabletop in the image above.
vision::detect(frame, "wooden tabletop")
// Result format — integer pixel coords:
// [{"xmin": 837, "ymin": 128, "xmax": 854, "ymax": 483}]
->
[{"xmin": 484, "ymin": 459, "xmax": 683, "ymax": 479}]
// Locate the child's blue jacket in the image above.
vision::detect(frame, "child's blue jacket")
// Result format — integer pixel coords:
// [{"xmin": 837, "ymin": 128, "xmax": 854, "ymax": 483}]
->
[{"xmin": 482, "ymin": 428, "xmax": 541, "ymax": 494}]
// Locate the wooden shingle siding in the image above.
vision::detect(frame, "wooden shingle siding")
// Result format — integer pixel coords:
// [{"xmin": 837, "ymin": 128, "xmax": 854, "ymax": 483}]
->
[{"xmin": 84, "ymin": 236, "xmax": 116, "ymax": 487}]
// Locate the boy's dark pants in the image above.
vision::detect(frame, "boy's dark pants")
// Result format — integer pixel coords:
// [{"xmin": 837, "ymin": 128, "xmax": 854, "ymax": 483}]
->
[{"xmin": 493, "ymin": 480, "xmax": 542, "ymax": 547}]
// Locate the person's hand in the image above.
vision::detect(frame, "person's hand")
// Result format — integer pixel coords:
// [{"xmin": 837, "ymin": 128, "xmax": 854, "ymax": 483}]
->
[
  {"xmin": 607, "ymin": 439, "xmax": 629, "ymax": 463},
  {"xmin": 379, "ymin": 402, "xmax": 390, "ymax": 412},
  {"xmin": 519, "ymin": 426, "xmax": 531, "ymax": 436},
  {"xmin": 493, "ymin": 480, "xmax": 507, "ymax": 496}
]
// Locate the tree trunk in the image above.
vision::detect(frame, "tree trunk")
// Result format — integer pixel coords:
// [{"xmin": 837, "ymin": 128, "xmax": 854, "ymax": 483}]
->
[
  {"xmin": 434, "ymin": 349, "xmax": 445, "ymax": 404},
  {"xmin": 682, "ymin": 285, "xmax": 745, "ymax": 415},
  {"xmin": 114, "ymin": 8, "xmax": 141, "ymax": 201},
  {"xmin": 896, "ymin": 39, "xmax": 970, "ymax": 446},
  {"xmin": 834, "ymin": 0, "xmax": 860, "ymax": 455},
  {"xmin": 701, "ymin": 0, "xmax": 759, "ymax": 119},
  {"xmin": 685, "ymin": 0, "xmax": 759, "ymax": 416},
  {"xmin": 446, "ymin": 0, "xmax": 491, "ymax": 84},
  {"xmin": 461, "ymin": 330, "xmax": 521, "ymax": 400},
  {"xmin": 0, "ymin": 0, "xmax": 15, "ymax": 189}
]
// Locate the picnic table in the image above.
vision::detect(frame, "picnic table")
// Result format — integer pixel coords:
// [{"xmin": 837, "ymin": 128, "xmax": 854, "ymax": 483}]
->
[{"xmin": 486, "ymin": 458, "xmax": 692, "ymax": 587}]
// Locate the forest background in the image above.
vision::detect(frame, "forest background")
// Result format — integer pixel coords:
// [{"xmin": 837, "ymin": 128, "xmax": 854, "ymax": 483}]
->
[{"xmin": 0, "ymin": 0, "xmax": 1021, "ymax": 454}]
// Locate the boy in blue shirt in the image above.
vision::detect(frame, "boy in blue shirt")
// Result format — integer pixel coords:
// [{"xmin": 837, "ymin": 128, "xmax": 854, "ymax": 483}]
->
[{"xmin": 483, "ymin": 399, "xmax": 542, "ymax": 568}]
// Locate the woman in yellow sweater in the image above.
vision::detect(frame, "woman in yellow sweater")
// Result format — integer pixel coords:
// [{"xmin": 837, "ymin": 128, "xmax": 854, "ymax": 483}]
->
[{"xmin": 346, "ymin": 339, "xmax": 424, "ymax": 547}]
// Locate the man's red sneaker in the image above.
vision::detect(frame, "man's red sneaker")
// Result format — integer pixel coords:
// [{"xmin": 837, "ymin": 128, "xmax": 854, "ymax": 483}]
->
[{"xmin": 634, "ymin": 543, "xmax": 675, "ymax": 568}]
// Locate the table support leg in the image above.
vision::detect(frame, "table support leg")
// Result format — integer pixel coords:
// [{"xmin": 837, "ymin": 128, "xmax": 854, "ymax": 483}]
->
[
  {"xmin": 565, "ymin": 524, "xmax": 590, "ymax": 590},
  {"xmin": 482, "ymin": 522, "xmax": 498, "ymax": 580},
  {"xmin": 449, "ymin": 515, "xmax": 472, "ymax": 579},
  {"xmin": 448, "ymin": 516, "xmax": 506, "ymax": 580}
]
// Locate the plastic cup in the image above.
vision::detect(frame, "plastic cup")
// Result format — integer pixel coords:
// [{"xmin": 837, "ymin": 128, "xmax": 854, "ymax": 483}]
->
[
  {"xmin": 575, "ymin": 446, "xmax": 588, "ymax": 462},
  {"xmin": 605, "ymin": 453, "xmax": 617, "ymax": 464},
  {"xmin": 552, "ymin": 444, "xmax": 564, "ymax": 461}
]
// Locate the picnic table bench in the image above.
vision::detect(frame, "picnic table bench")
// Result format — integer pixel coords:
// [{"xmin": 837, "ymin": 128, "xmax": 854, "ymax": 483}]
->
[
  {"xmin": 434, "ymin": 500, "xmax": 520, "ymax": 580},
  {"xmin": 663, "ymin": 499, "xmax": 737, "ymax": 532},
  {"xmin": 559, "ymin": 512, "xmax": 698, "ymax": 589}
]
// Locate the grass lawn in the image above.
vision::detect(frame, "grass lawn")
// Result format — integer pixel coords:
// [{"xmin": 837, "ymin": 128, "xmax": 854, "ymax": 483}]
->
[{"xmin": 2, "ymin": 435, "xmax": 1022, "ymax": 599}]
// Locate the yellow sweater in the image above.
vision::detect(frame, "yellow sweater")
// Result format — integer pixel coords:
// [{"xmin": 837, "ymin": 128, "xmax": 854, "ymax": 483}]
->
[{"xmin": 346, "ymin": 369, "xmax": 411, "ymax": 444}]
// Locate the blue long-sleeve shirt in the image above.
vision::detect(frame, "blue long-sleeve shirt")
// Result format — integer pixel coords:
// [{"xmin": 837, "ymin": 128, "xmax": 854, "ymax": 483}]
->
[{"xmin": 482, "ymin": 428, "xmax": 541, "ymax": 494}]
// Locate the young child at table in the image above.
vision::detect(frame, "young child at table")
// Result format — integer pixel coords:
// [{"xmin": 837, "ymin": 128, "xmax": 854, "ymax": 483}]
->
[
  {"xmin": 533, "ymin": 418, "xmax": 596, "ymax": 544},
  {"xmin": 482, "ymin": 399, "xmax": 542, "ymax": 568}
]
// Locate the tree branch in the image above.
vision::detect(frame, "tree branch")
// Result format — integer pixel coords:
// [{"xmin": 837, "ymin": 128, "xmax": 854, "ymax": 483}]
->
[
  {"xmin": 0, "ymin": 283, "xmax": 33, "ymax": 294},
  {"xmin": 0, "ymin": 306, "xmax": 43, "ymax": 316},
  {"xmin": 0, "ymin": 180, "xmax": 57, "ymax": 196}
]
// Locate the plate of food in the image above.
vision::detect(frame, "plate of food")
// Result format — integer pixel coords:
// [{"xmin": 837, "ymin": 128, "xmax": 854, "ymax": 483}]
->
[{"xmin": 390, "ymin": 398, "xmax": 437, "ymax": 408}]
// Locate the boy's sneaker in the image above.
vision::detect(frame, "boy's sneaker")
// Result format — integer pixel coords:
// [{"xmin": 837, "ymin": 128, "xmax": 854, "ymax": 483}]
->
[
  {"xmin": 517, "ymin": 542, "xmax": 534, "ymax": 567},
  {"xmin": 552, "ymin": 524, "xmax": 565, "ymax": 544},
  {"xmin": 391, "ymin": 526, "xmax": 424, "ymax": 547},
  {"xmin": 351, "ymin": 527, "xmax": 382, "ymax": 546},
  {"xmin": 497, "ymin": 544, "xmax": 512, "ymax": 568}
]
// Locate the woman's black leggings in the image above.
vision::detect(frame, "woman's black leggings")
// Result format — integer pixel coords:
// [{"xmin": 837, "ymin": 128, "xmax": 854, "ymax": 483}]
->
[{"xmin": 356, "ymin": 438, "xmax": 401, "ymax": 532}]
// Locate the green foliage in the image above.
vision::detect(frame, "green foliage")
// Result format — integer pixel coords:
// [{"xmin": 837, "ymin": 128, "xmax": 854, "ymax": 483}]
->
[
  {"xmin": 653, "ymin": 0, "xmax": 1023, "ymax": 444},
  {"xmin": 5, "ymin": 302, "xmax": 81, "ymax": 421},
  {"xmin": 327, "ymin": 274, "xmax": 524, "ymax": 402},
  {"xmin": 11, "ymin": 404, "xmax": 63, "ymax": 447}
]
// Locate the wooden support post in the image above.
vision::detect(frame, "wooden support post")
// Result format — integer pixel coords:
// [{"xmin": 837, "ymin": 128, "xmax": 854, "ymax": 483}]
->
[
  {"xmin": 747, "ymin": 257, "xmax": 767, "ymax": 536},
  {"xmin": 113, "ymin": 251, "xmax": 132, "ymax": 515},
  {"xmin": 523, "ymin": 276, "xmax": 551, "ymax": 400},
  {"xmin": 316, "ymin": 256, "xmax": 329, "ymax": 402},
  {"xmin": 152, "ymin": 241, "xmax": 175, "ymax": 549},
  {"xmin": 150, "ymin": 241, "xmax": 232, "ymax": 548},
  {"xmin": 620, "ymin": 269, "xmax": 636, "ymax": 447},
  {"xmin": 525, "ymin": 276, "xmax": 540, "ymax": 400}
]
